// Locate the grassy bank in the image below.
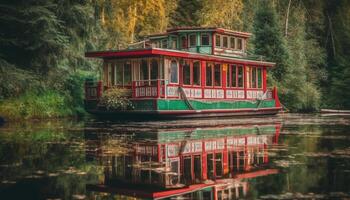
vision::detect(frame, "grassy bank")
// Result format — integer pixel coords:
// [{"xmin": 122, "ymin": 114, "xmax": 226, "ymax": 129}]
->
[
  {"xmin": 0, "ymin": 90, "xmax": 85, "ymax": 121},
  {"xmin": 0, "ymin": 61, "xmax": 92, "ymax": 122}
]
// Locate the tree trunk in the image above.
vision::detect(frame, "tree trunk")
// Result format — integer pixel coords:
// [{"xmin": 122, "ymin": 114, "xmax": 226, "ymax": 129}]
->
[{"xmin": 285, "ymin": 0, "xmax": 292, "ymax": 37}]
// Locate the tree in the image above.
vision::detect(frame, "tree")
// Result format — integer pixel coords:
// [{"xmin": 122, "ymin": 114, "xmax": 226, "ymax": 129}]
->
[
  {"xmin": 253, "ymin": 0, "xmax": 290, "ymax": 82},
  {"xmin": 326, "ymin": 0, "xmax": 350, "ymax": 108},
  {"xmin": 198, "ymin": 0, "xmax": 243, "ymax": 30},
  {"xmin": 169, "ymin": 0, "xmax": 202, "ymax": 27}
]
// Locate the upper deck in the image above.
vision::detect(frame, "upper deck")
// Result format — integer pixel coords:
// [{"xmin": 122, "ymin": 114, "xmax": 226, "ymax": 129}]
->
[{"xmin": 143, "ymin": 27, "xmax": 252, "ymax": 58}]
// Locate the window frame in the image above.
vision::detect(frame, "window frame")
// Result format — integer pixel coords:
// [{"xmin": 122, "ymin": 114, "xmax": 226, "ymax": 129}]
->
[
  {"xmin": 170, "ymin": 59, "xmax": 179, "ymax": 84},
  {"xmin": 206, "ymin": 62, "xmax": 213, "ymax": 87},
  {"xmin": 227, "ymin": 64, "xmax": 244, "ymax": 88},
  {"xmin": 182, "ymin": 60, "xmax": 201, "ymax": 86},
  {"xmin": 230, "ymin": 37, "xmax": 235, "ymax": 49},
  {"xmin": 189, "ymin": 34, "xmax": 197, "ymax": 47},
  {"xmin": 247, "ymin": 66, "xmax": 263, "ymax": 89},
  {"xmin": 236, "ymin": 38, "xmax": 243, "ymax": 51},
  {"xmin": 161, "ymin": 39, "xmax": 168, "ymax": 48},
  {"xmin": 222, "ymin": 36, "xmax": 228, "ymax": 48},
  {"xmin": 215, "ymin": 34, "xmax": 221, "ymax": 47},
  {"xmin": 205, "ymin": 62, "xmax": 222, "ymax": 87},
  {"xmin": 181, "ymin": 35, "xmax": 187, "ymax": 49},
  {"xmin": 182, "ymin": 60, "xmax": 191, "ymax": 86},
  {"xmin": 192, "ymin": 61, "xmax": 201, "ymax": 86},
  {"xmin": 170, "ymin": 36, "xmax": 177, "ymax": 49},
  {"xmin": 214, "ymin": 63, "xmax": 222, "ymax": 87},
  {"xmin": 201, "ymin": 33, "xmax": 210, "ymax": 46}
]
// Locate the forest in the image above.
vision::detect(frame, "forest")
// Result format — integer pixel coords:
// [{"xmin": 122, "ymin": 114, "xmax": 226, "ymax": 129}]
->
[{"xmin": 0, "ymin": 0, "xmax": 350, "ymax": 120}]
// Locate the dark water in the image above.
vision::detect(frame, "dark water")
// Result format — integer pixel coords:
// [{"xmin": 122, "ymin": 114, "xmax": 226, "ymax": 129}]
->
[{"xmin": 1, "ymin": 114, "xmax": 350, "ymax": 200}]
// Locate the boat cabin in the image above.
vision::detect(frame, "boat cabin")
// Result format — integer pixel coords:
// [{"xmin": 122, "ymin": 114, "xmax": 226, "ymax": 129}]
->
[
  {"xmin": 146, "ymin": 27, "xmax": 250, "ymax": 57},
  {"xmin": 84, "ymin": 27, "xmax": 281, "ymax": 117}
]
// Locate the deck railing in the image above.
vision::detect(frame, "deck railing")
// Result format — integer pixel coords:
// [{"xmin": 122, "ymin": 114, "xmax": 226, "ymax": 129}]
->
[
  {"xmin": 132, "ymin": 79, "xmax": 166, "ymax": 98},
  {"xmin": 85, "ymin": 80, "xmax": 103, "ymax": 100},
  {"xmin": 84, "ymin": 79, "xmax": 278, "ymax": 102}
]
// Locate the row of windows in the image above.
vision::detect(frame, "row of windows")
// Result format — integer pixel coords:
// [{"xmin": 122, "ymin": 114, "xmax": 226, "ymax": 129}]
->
[
  {"xmin": 215, "ymin": 34, "xmax": 244, "ymax": 50},
  {"xmin": 106, "ymin": 60, "xmax": 262, "ymax": 89},
  {"xmin": 106, "ymin": 62, "xmax": 132, "ymax": 86},
  {"xmin": 152, "ymin": 34, "xmax": 211, "ymax": 49},
  {"xmin": 152, "ymin": 34, "xmax": 244, "ymax": 51},
  {"xmin": 170, "ymin": 61, "xmax": 262, "ymax": 89}
]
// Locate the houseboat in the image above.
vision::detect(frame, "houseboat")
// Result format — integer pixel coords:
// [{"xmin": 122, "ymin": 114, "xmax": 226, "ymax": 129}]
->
[
  {"xmin": 84, "ymin": 27, "xmax": 282, "ymax": 118},
  {"xmin": 85, "ymin": 122, "xmax": 281, "ymax": 199}
]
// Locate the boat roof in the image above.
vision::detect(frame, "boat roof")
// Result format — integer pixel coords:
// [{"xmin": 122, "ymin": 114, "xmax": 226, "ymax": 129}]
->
[
  {"xmin": 147, "ymin": 27, "xmax": 252, "ymax": 39},
  {"xmin": 85, "ymin": 48, "xmax": 275, "ymax": 67}
]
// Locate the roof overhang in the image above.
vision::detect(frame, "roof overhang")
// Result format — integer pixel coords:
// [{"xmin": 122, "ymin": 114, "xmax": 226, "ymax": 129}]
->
[
  {"xmin": 147, "ymin": 27, "xmax": 252, "ymax": 39},
  {"xmin": 85, "ymin": 48, "xmax": 275, "ymax": 67}
]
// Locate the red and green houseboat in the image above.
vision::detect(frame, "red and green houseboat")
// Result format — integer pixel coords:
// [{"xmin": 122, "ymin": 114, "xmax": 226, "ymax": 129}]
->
[{"xmin": 84, "ymin": 27, "xmax": 282, "ymax": 118}]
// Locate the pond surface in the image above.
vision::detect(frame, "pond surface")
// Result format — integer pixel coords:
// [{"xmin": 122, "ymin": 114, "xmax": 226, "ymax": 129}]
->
[{"xmin": 1, "ymin": 114, "xmax": 350, "ymax": 200}]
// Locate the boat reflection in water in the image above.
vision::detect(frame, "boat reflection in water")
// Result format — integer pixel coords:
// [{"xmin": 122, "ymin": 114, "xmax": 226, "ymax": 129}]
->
[{"xmin": 85, "ymin": 122, "xmax": 281, "ymax": 200}]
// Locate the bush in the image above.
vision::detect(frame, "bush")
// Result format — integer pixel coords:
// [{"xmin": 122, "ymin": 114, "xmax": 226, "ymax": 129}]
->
[
  {"xmin": 98, "ymin": 88, "xmax": 134, "ymax": 111},
  {"xmin": 0, "ymin": 90, "xmax": 72, "ymax": 120}
]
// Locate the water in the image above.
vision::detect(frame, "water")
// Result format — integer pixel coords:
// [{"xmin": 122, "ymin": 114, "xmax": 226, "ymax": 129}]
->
[{"xmin": 0, "ymin": 114, "xmax": 350, "ymax": 200}]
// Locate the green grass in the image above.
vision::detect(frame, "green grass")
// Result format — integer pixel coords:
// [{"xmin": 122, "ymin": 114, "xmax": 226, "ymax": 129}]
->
[{"xmin": 0, "ymin": 90, "xmax": 76, "ymax": 121}]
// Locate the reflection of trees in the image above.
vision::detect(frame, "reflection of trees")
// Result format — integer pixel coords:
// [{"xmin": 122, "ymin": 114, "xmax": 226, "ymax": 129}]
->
[
  {"xmin": 249, "ymin": 124, "xmax": 335, "ymax": 197},
  {"xmin": 0, "ymin": 120, "xmax": 101, "ymax": 199}
]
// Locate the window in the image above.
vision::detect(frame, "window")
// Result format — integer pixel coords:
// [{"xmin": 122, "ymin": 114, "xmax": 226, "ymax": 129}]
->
[
  {"xmin": 161, "ymin": 39, "xmax": 168, "ymax": 48},
  {"xmin": 215, "ymin": 34, "xmax": 221, "ymax": 47},
  {"xmin": 141, "ymin": 60, "xmax": 148, "ymax": 80},
  {"xmin": 230, "ymin": 37, "xmax": 235, "ymax": 49},
  {"xmin": 183, "ymin": 61, "xmax": 191, "ymax": 85},
  {"xmin": 214, "ymin": 64, "xmax": 221, "ymax": 86},
  {"xmin": 150, "ymin": 59, "xmax": 159, "ymax": 80},
  {"xmin": 182, "ymin": 60, "xmax": 201, "ymax": 86},
  {"xmin": 228, "ymin": 65, "xmax": 237, "ymax": 87},
  {"xmin": 189, "ymin": 34, "xmax": 196, "ymax": 47},
  {"xmin": 201, "ymin": 34, "xmax": 210, "ymax": 46},
  {"xmin": 257, "ymin": 68, "xmax": 262, "ymax": 88},
  {"xmin": 181, "ymin": 36, "xmax": 187, "ymax": 49},
  {"xmin": 247, "ymin": 66, "xmax": 262, "ymax": 88},
  {"xmin": 193, "ymin": 61, "xmax": 201, "ymax": 86},
  {"xmin": 116, "ymin": 63, "xmax": 123, "ymax": 85},
  {"xmin": 171, "ymin": 37, "xmax": 177, "ymax": 49},
  {"xmin": 237, "ymin": 66, "xmax": 244, "ymax": 87},
  {"xmin": 237, "ymin": 38, "xmax": 243, "ymax": 50},
  {"xmin": 170, "ymin": 60, "xmax": 178, "ymax": 83},
  {"xmin": 206, "ymin": 63, "xmax": 221, "ymax": 87},
  {"xmin": 108, "ymin": 63, "xmax": 112, "ymax": 86},
  {"xmin": 227, "ymin": 65, "xmax": 244, "ymax": 88},
  {"xmin": 112, "ymin": 62, "xmax": 132, "ymax": 86},
  {"xmin": 206, "ymin": 63, "xmax": 213, "ymax": 86},
  {"xmin": 223, "ymin": 36, "xmax": 228, "ymax": 48},
  {"xmin": 124, "ymin": 62, "xmax": 131, "ymax": 85},
  {"xmin": 251, "ymin": 67, "xmax": 257, "ymax": 88}
]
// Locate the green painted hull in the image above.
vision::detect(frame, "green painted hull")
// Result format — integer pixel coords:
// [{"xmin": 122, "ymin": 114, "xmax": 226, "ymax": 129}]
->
[{"xmin": 85, "ymin": 99, "xmax": 281, "ymax": 119}]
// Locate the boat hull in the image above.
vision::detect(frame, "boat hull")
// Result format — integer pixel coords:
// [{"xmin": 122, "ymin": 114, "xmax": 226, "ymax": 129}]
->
[{"xmin": 85, "ymin": 98, "xmax": 281, "ymax": 119}]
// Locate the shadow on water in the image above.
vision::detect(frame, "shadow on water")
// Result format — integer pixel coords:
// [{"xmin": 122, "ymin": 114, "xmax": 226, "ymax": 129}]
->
[{"xmin": 1, "ymin": 114, "xmax": 350, "ymax": 199}]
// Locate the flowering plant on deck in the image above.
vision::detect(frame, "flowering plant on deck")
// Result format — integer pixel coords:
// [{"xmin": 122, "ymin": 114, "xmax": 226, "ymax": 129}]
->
[{"xmin": 98, "ymin": 88, "xmax": 134, "ymax": 111}]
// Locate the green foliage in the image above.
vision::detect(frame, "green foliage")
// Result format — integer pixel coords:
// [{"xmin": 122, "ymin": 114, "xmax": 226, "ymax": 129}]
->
[
  {"xmin": 169, "ymin": 0, "xmax": 202, "ymax": 27},
  {"xmin": 325, "ymin": 0, "xmax": 350, "ymax": 108},
  {"xmin": 252, "ymin": 0, "xmax": 323, "ymax": 112},
  {"xmin": 98, "ymin": 88, "xmax": 134, "ymax": 111},
  {"xmin": 0, "ymin": 90, "xmax": 72, "ymax": 120},
  {"xmin": 0, "ymin": 59, "xmax": 43, "ymax": 99},
  {"xmin": 253, "ymin": 1, "xmax": 290, "ymax": 82}
]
